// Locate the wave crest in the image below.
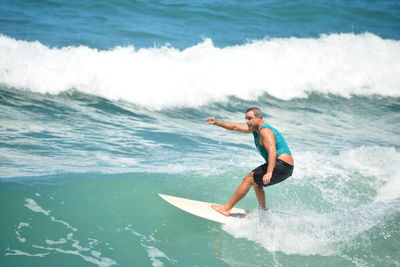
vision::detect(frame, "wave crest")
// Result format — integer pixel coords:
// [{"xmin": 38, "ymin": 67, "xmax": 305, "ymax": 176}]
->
[{"xmin": 1, "ymin": 33, "xmax": 399, "ymax": 109}]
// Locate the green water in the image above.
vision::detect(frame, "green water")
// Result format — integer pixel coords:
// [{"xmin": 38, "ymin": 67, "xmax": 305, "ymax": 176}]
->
[{"xmin": 1, "ymin": 169, "xmax": 399, "ymax": 266}]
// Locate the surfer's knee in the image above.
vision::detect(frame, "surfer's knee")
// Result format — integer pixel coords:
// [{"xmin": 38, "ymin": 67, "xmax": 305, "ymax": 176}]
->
[
  {"xmin": 242, "ymin": 173, "xmax": 255, "ymax": 185},
  {"xmin": 253, "ymin": 182, "xmax": 263, "ymax": 191}
]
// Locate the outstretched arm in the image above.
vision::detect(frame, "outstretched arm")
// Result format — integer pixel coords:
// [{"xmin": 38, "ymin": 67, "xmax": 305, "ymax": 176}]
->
[{"xmin": 205, "ymin": 117, "xmax": 252, "ymax": 134}]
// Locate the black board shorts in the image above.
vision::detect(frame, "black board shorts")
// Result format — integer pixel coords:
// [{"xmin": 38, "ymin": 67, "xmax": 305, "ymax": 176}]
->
[{"xmin": 252, "ymin": 159, "xmax": 294, "ymax": 187}]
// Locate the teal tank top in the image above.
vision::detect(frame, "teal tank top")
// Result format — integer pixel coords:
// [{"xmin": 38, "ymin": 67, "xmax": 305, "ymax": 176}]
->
[{"xmin": 253, "ymin": 124, "xmax": 291, "ymax": 161}]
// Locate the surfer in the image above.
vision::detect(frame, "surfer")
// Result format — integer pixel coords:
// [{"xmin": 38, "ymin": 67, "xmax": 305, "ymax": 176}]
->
[{"xmin": 206, "ymin": 107, "xmax": 294, "ymax": 216}]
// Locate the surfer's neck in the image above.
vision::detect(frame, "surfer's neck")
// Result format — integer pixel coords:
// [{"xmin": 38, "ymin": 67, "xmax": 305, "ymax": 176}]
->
[{"xmin": 254, "ymin": 120, "xmax": 266, "ymax": 133}]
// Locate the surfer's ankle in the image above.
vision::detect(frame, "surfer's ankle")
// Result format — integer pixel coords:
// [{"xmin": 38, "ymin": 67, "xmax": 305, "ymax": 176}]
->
[{"xmin": 211, "ymin": 204, "xmax": 230, "ymax": 217}]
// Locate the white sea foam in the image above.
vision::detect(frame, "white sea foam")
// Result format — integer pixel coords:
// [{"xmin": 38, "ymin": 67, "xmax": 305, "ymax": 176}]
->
[
  {"xmin": 32, "ymin": 245, "xmax": 117, "ymax": 267},
  {"xmin": 125, "ymin": 225, "xmax": 176, "ymax": 266},
  {"xmin": 23, "ymin": 198, "xmax": 78, "ymax": 231},
  {"xmin": 294, "ymin": 146, "xmax": 400, "ymax": 205},
  {"xmin": 337, "ymin": 146, "xmax": 400, "ymax": 203},
  {"xmin": 19, "ymin": 198, "xmax": 116, "ymax": 266},
  {"xmin": 50, "ymin": 216, "xmax": 78, "ymax": 232},
  {"xmin": 223, "ymin": 202, "xmax": 395, "ymax": 256},
  {"xmin": 224, "ymin": 211, "xmax": 336, "ymax": 255},
  {"xmin": 25, "ymin": 232, "xmax": 117, "ymax": 267},
  {"xmin": 5, "ymin": 249, "xmax": 49, "ymax": 257},
  {"xmin": 1, "ymin": 33, "xmax": 399, "ymax": 109},
  {"xmin": 24, "ymin": 199, "xmax": 50, "ymax": 216},
  {"xmin": 223, "ymin": 145, "xmax": 400, "ymax": 256},
  {"xmin": 15, "ymin": 222, "xmax": 30, "ymax": 243},
  {"xmin": 45, "ymin": 238, "xmax": 67, "ymax": 245}
]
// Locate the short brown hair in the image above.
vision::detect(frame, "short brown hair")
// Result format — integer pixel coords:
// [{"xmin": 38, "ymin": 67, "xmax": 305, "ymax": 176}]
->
[{"xmin": 246, "ymin": 107, "xmax": 262, "ymax": 118}]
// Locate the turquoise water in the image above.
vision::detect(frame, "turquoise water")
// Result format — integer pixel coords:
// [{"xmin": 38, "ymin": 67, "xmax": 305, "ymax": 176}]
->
[
  {"xmin": 1, "ymin": 0, "xmax": 400, "ymax": 49},
  {"xmin": 1, "ymin": 0, "xmax": 400, "ymax": 266}
]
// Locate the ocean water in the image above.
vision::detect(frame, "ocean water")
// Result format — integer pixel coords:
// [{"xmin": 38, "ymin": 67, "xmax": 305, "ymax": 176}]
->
[{"xmin": 1, "ymin": 0, "xmax": 400, "ymax": 266}]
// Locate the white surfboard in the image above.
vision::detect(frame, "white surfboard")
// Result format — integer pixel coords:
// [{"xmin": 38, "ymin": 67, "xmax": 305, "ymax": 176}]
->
[{"xmin": 158, "ymin": 193, "xmax": 247, "ymax": 224}]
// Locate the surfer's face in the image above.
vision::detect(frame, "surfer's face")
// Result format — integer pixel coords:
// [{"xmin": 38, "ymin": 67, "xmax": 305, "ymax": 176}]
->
[{"xmin": 245, "ymin": 111, "xmax": 261, "ymax": 129}]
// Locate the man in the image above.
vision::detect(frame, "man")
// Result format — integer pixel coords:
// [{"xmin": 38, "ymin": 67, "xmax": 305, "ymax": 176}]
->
[{"xmin": 206, "ymin": 107, "xmax": 294, "ymax": 216}]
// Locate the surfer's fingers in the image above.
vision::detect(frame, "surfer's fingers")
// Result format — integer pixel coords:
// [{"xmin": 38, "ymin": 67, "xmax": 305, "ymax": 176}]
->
[{"xmin": 205, "ymin": 117, "xmax": 216, "ymax": 123}]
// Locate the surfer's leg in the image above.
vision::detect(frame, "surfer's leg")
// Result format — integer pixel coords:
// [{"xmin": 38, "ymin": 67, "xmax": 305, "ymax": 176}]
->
[
  {"xmin": 253, "ymin": 184, "xmax": 266, "ymax": 209},
  {"xmin": 226, "ymin": 173, "xmax": 254, "ymax": 208},
  {"xmin": 212, "ymin": 173, "xmax": 254, "ymax": 216}
]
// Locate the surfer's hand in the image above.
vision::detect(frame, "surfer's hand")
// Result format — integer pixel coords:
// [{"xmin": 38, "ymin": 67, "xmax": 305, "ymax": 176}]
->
[
  {"xmin": 206, "ymin": 117, "xmax": 218, "ymax": 125},
  {"xmin": 262, "ymin": 173, "xmax": 272, "ymax": 185}
]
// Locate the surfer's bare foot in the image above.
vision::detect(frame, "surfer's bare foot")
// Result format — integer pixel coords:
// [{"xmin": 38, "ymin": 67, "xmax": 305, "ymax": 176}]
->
[{"xmin": 211, "ymin": 204, "xmax": 230, "ymax": 216}]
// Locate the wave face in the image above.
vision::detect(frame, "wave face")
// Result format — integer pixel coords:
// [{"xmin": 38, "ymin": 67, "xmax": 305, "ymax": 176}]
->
[
  {"xmin": 1, "ymin": 33, "xmax": 400, "ymax": 109},
  {"xmin": 1, "ymin": 86, "xmax": 399, "ymax": 265}
]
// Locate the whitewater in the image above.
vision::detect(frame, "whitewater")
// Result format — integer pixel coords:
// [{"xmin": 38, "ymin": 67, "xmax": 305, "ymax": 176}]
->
[{"xmin": 1, "ymin": 33, "xmax": 399, "ymax": 109}]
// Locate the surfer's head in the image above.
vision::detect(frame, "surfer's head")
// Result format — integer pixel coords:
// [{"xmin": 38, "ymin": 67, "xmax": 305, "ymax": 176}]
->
[{"xmin": 245, "ymin": 107, "xmax": 263, "ymax": 130}]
